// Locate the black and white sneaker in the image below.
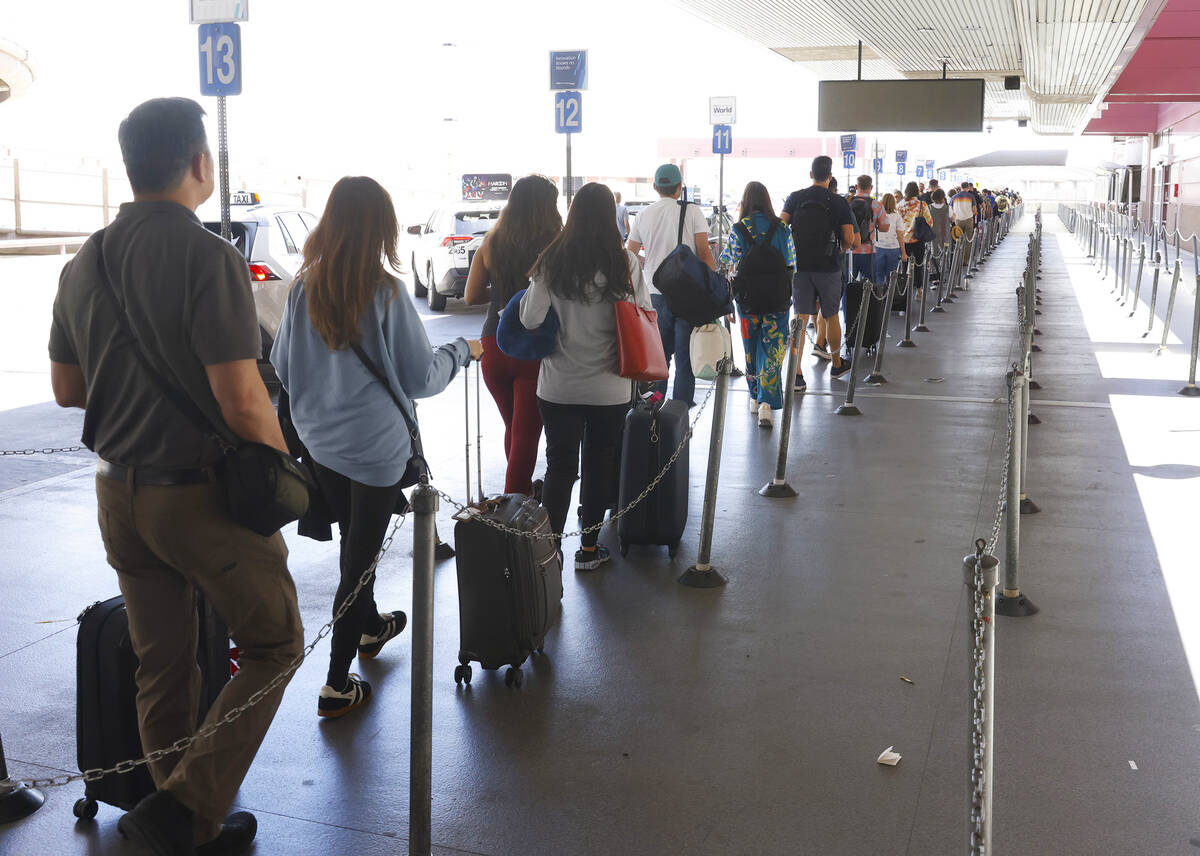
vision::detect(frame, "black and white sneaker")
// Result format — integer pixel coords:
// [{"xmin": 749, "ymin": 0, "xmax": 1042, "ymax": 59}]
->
[
  {"xmin": 811, "ymin": 343, "xmax": 832, "ymax": 360},
  {"xmin": 830, "ymin": 361, "xmax": 852, "ymax": 379},
  {"xmin": 574, "ymin": 544, "xmax": 612, "ymax": 571},
  {"xmin": 318, "ymin": 674, "xmax": 372, "ymax": 719},
  {"xmin": 794, "ymin": 373, "xmax": 807, "ymax": 391},
  {"xmin": 358, "ymin": 611, "xmax": 407, "ymax": 660}
]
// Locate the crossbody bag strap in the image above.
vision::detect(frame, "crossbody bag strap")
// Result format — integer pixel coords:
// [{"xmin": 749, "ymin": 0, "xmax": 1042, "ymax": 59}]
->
[
  {"xmin": 676, "ymin": 199, "xmax": 688, "ymax": 247},
  {"xmin": 91, "ymin": 231, "xmax": 233, "ymax": 454},
  {"xmin": 349, "ymin": 342, "xmax": 427, "ymax": 466}
]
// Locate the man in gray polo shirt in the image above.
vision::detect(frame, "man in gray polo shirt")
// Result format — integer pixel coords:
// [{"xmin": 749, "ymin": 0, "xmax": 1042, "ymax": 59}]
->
[{"xmin": 49, "ymin": 97, "xmax": 303, "ymax": 856}]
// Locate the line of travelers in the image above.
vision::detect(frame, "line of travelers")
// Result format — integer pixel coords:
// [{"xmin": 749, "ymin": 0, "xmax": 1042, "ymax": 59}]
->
[{"xmin": 44, "ymin": 95, "xmax": 1016, "ymax": 855}]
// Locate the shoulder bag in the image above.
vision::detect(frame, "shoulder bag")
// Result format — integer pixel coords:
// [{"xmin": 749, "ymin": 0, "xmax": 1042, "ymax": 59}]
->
[
  {"xmin": 614, "ymin": 256, "xmax": 668, "ymax": 381},
  {"xmin": 651, "ymin": 200, "xmax": 733, "ymax": 325},
  {"xmin": 92, "ymin": 232, "xmax": 311, "ymax": 537},
  {"xmin": 496, "ymin": 287, "xmax": 558, "ymax": 360},
  {"xmin": 913, "ymin": 202, "xmax": 936, "ymax": 243},
  {"xmin": 349, "ymin": 343, "xmax": 430, "ymax": 490}
]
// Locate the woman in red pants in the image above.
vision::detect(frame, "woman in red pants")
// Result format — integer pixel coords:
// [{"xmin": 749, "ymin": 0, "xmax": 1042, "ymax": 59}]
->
[{"xmin": 465, "ymin": 175, "xmax": 562, "ymax": 495}]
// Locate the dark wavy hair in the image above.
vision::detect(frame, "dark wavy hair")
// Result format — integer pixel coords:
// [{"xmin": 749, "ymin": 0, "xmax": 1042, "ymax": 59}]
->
[
  {"xmin": 533, "ymin": 183, "xmax": 631, "ymax": 304},
  {"xmin": 737, "ymin": 181, "xmax": 779, "ymax": 227},
  {"xmin": 485, "ymin": 175, "xmax": 561, "ymax": 305}
]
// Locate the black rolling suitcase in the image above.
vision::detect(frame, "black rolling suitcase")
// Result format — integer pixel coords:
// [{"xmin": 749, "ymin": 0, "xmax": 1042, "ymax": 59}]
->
[
  {"xmin": 73, "ymin": 593, "xmax": 230, "ymax": 821},
  {"xmin": 844, "ymin": 278, "xmax": 886, "ymax": 356},
  {"xmin": 452, "ymin": 363, "xmax": 563, "ymax": 689},
  {"xmin": 617, "ymin": 396, "xmax": 689, "ymax": 558}
]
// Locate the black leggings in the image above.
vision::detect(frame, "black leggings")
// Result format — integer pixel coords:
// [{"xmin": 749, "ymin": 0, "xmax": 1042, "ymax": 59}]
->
[
  {"xmin": 536, "ymin": 398, "xmax": 628, "ymax": 549},
  {"xmin": 313, "ymin": 462, "xmax": 404, "ymax": 688}
]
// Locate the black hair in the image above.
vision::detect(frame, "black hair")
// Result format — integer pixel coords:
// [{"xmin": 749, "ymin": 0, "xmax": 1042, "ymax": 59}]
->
[
  {"xmin": 811, "ymin": 156, "xmax": 833, "ymax": 181},
  {"xmin": 905, "ymin": 181, "xmax": 920, "ymax": 199},
  {"xmin": 118, "ymin": 98, "xmax": 208, "ymax": 194},
  {"xmin": 656, "ymin": 182, "xmax": 681, "ymax": 198},
  {"xmin": 737, "ymin": 181, "xmax": 779, "ymax": 226},
  {"xmin": 534, "ymin": 183, "xmax": 632, "ymax": 304},
  {"xmin": 828, "ymin": 177, "xmax": 839, "ymax": 194},
  {"xmin": 484, "ymin": 174, "xmax": 561, "ymax": 305}
]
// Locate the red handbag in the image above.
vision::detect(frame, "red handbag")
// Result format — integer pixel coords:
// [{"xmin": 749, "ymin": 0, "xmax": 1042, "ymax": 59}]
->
[{"xmin": 614, "ymin": 299, "xmax": 668, "ymax": 381}]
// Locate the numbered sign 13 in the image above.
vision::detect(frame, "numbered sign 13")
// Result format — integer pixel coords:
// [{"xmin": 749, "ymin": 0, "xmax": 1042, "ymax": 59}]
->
[
  {"xmin": 198, "ymin": 22, "xmax": 242, "ymax": 96},
  {"xmin": 555, "ymin": 91, "xmax": 582, "ymax": 134}
]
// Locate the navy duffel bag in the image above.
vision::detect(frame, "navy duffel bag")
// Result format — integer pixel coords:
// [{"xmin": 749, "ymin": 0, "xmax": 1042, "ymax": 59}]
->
[{"xmin": 652, "ymin": 201, "xmax": 733, "ymax": 326}]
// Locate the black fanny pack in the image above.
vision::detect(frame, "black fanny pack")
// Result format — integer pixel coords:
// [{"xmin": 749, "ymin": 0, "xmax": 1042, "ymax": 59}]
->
[{"xmin": 92, "ymin": 231, "xmax": 311, "ymax": 537}]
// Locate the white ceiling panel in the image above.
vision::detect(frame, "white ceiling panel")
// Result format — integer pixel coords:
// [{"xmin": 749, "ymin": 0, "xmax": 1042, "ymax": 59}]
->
[{"xmin": 676, "ymin": 0, "xmax": 1155, "ymax": 134}]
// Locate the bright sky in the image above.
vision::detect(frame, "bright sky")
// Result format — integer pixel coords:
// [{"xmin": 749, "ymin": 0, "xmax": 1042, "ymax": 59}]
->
[{"xmin": 1, "ymin": 0, "xmax": 1113, "ymax": 216}]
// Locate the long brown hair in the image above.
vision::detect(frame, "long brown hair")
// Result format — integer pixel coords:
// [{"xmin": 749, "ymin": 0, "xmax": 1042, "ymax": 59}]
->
[
  {"xmin": 737, "ymin": 181, "xmax": 779, "ymax": 226},
  {"xmin": 298, "ymin": 176, "xmax": 401, "ymax": 349},
  {"xmin": 485, "ymin": 174, "xmax": 561, "ymax": 304},
  {"xmin": 534, "ymin": 182, "xmax": 631, "ymax": 304}
]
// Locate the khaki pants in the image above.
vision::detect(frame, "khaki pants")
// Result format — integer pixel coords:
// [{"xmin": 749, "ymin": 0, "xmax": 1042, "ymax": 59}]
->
[
  {"xmin": 96, "ymin": 474, "xmax": 304, "ymax": 842},
  {"xmin": 956, "ymin": 217, "xmax": 975, "ymax": 240}
]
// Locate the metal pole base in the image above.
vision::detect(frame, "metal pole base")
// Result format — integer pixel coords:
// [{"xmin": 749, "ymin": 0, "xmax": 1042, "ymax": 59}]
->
[
  {"xmin": 931, "ymin": 306, "xmax": 947, "ymax": 314},
  {"xmin": 1179, "ymin": 384, "xmax": 1200, "ymax": 397},
  {"xmin": 834, "ymin": 403, "xmax": 862, "ymax": 416},
  {"xmin": 1019, "ymin": 497, "xmax": 1041, "ymax": 515},
  {"xmin": 864, "ymin": 372, "xmax": 887, "ymax": 384},
  {"xmin": 898, "ymin": 339, "xmax": 917, "ymax": 348},
  {"xmin": 679, "ymin": 566, "xmax": 728, "ymax": 588},
  {"xmin": 1028, "ymin": 412, "xmax": 1041, "ymax": 425},
  {"xmin": 434, "ymin": 541, "xmax": 456, "ymax": 561},
  {"xmin": 1030, "ymin": 343, "xmax": 1042, "ymax": 353},
  {"xmin": 759, "ymin": 481, "xmax": 798, "ymax": 498},
  {"xmin": 915, "ymin": 323, "xmax": 931, "ymax": 332},
  {"xmin": 995, "ymin": 592, "xmax": 1040, "ymax": 617},
  {"xmin": 0, "ymin": 783, "xmax": 45, "ymax": 823}
]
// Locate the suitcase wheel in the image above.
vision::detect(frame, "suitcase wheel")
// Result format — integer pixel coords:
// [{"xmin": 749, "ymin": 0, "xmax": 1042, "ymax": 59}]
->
[
  {"xmin": 454, "ymin": 663, "xmax": 473, "ymax": 686},
  {"xmin": 73, "ymin": 798, "xmax": 99, "ymax": 821},
  {"xmin": 668, "ymin": 541, "xmax": 680, "ymax": 559},
  {"xmin": 504, "ymin": 666, "xmax": 523, "ymax": 689}
]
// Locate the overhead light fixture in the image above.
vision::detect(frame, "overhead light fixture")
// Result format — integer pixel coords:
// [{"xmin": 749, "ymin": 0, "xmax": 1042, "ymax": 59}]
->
[{"xmin": 918, "ymin": 25, "xmax": 935, "ymax": 32}]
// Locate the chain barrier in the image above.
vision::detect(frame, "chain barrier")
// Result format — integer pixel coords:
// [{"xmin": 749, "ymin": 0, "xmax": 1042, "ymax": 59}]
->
[{"xmin": 0, "ymin": 447, "xmax": 88, "ymax": 457}]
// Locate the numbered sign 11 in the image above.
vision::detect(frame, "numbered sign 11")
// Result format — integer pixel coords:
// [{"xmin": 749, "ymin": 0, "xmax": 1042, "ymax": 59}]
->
[
  {"xmin": 712, "ymin": 125, "xmax": 732, "ymax": 155},
  {"xmin": 555, "ymin": 91, "xmax": 582, "ymax": 134},
  {"xmin": 198, "ymin": 22, "xmax": 241, "ymax": 96}
]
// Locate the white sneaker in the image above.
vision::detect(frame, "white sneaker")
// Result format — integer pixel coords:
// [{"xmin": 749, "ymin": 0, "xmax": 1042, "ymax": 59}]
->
[
  {"xmin": 757, "ymin": 403, "xmax": 774, "ymax": 427},
  {"xmin": 749, "ymin": 398, "xmax": 760, "ymax": 415}
]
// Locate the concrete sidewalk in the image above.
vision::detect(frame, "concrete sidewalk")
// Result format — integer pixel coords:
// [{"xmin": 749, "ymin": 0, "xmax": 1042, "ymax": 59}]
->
[{"xmin": 2, "ymin": 213, "xmax": 1198, "ymax": 855}]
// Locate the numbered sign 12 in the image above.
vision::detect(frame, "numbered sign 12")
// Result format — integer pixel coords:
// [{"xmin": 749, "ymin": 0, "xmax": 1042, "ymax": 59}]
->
[
  {"xmin": 712, "ymin": 125, "xmax": 732, "ymax": 155},
  {"xmin": 555, "ymin": 91, "xmax": 582, "ymax": 134},
  {"xmin": 198, "ymin": 22, "xmax": 241, "ymax": 96}
]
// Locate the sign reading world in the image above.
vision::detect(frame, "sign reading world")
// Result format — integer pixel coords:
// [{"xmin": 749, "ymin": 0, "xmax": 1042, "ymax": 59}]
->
[
  {"xmin": 550, "ymin": 50, "xmax": 588, "ymax": 90},
  {"xmin": 190, "ymin": 0, "xmax": 248, "ymax": 23},
  {"xmin": 709, "ymin": 96, "xmax": 737, "ymax": 125}
]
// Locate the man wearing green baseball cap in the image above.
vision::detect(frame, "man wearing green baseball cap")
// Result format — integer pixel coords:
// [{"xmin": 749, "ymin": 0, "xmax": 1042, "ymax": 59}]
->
[{"xmin": 626, "ymin": 163, "xmax": 716, "ymax": 405}]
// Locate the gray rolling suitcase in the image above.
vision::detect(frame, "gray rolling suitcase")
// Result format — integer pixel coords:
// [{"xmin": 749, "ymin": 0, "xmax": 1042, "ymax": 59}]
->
[{"xmin": 617, "ymin": 397, "xmax": 689, "ymax": 557}]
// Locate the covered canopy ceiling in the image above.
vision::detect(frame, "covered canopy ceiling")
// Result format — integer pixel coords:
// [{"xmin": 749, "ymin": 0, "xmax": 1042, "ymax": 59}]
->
[
  {"xmin": 943, "ymin": 149, "xmax": 1070, "ymax": 167},
  {"xmin": 678, "ymin": 0, "xmax": 1164, "ymax": 135}
]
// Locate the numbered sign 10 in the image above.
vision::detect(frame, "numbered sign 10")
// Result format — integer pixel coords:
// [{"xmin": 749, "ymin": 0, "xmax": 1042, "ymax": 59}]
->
[
  {"xmin": 555, "ymin": 91, "xmax": 582, "ymax": 134},
  {"xmin": 198, "ymin": 22, "xmax": 242, "ymax": 96}
]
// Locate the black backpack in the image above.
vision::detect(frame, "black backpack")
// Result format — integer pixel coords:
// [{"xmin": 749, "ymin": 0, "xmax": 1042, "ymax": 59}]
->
[
  {"xmin": 849, "ymin": 196, "xmax": 874, "ymax": 244},
  {"xmin": 731, "ymin": 220, "xmax": 792, "ymax": 315},
  {"xmin": 790, "ymin": 195, "xmax": 840, "ymax": 270}
]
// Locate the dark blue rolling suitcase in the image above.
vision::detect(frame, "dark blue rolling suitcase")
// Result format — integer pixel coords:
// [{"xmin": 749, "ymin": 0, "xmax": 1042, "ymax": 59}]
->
[{"xmin": 617, "ymin": 398, "xmax": 689, "ymax": 557}]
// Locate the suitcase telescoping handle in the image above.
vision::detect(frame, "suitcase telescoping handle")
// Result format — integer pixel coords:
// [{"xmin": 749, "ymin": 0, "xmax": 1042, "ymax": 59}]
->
[{"xmin": 464, "ymin": 360, "xmax": 484, "ymax": 506}]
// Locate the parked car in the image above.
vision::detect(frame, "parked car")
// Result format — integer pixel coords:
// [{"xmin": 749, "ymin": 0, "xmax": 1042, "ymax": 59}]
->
[
  {"xmin": 200, "ymin": 191, "xmax": 320, "ymax": 387},
  {"xmin": 407, "ymin": 202, "xmax": 503, "ymax": 311}
]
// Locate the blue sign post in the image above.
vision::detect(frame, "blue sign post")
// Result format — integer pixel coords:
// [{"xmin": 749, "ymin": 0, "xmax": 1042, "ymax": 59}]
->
[
  {"xmin": 843, "ymin": 152, "xmax": 855, "ymax": 170},
  {"xmin": 895, "ymin": 150, "xmax": 908, "ymax": 163},
  {"xmin": 550, "ymin": 51, "xmax": 588, "ymax": 90},
  {"xmin": 712, "ymin": 125, "xmax": 732, "ymax": 155},
  {"xmin": 915, "ymin": 165, "xmax": 924, "ymax": 178},
  {"xmin": 897, "ymin": 163, "xmax": 906, "ymax": 176},
  {"xmin": 840, "ymin": 134, "xmax": 856, "ymax": 152},
  {"xmin": 554, "ymin": 91, "xmax": 582, "ymax": 134},
  {"xmin": 873, "ymin": 158, "xmax": 883, "ymax": 173},
  {"xmin": 926, "ymin": 159, "xmax": 935, "ymax": 172},
  {"xmin": 198, "ymin": 22, "xmax": 241, "ymax": 96}
]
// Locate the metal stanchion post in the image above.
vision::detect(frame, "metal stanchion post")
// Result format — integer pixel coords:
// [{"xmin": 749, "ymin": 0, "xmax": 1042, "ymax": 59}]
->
[
  {"xmin": 964, "ymin": 542, "xmax": 998, "ymax": 856},
  {"xmin": 1019, "ymin": 376, "xmax": 1040, "ymax": 514},
  {"xmin": 1157, "ymin": 258, "xmax": 1183, "ymax": 353},
  {"xmin": 761, "ymin": 321, "xmax": 802, "ymax": 497},
  {"xmin": 682, "ymin": 360, "xmax": 731, "ymax": 587},
  {"xmin": 932, "ymin": 242, "xmax": 950, "ymax": 312},
  {"xmin": 1145, "ymin": 254, "xmax": 1162, "ymax": 337},
  {"xmin": 915, "ymin": 245, "xmax": 932, "ymax": 332},
  {"xmin": 1180, "ymin": 273, "xmax": 1200, "ymax": 397},
  {"xmin": 865, "ymin": 270, "xmax": 898, "ymax": 384},
  {"xmin": 0, "ymin": 732, "xmax": 44, "ymax": 823},
  {"xmin": 835, "ymin": 285, "xmax": 872, "ymax": 416},
  {"xmin": 1122, "ymin": 237, "xmax": 1133, "ymax": 302},
  {"xmin": 1128, "ymin": 242, "xmax": 1146, "ymax": 317},
  {"xmin": 996, "ymin": 373, "xmax": 1038, "ymax": 617},
  {"xmin": 944, "ymin": 238, "xmax": 961, "ymax": 303},
  {"xmin": 409, "ymin": 483, "xmax": 438, "ymax": 856},
  {"xmin": 898, "ymin": 260, "xmax": 917, "ymax": 348}
]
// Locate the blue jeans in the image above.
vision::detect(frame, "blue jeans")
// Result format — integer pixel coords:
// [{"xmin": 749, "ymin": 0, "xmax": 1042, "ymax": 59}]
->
[
  {"xmin": 851, "ymin": 253, "xmax": 873, "ymax": 282},
  {"xmin": 651, "ymin": 294, "xmax": 696, "ymax": 405},
  {"xmin": 873, "ymin": 247, "xmax": 901, "ymax": 285}
]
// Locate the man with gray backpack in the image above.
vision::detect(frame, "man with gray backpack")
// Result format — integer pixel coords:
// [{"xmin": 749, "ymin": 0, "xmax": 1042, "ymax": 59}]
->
[{"xmin": 781, "ymin": 156, "xmax": 857, "ymax": 389}]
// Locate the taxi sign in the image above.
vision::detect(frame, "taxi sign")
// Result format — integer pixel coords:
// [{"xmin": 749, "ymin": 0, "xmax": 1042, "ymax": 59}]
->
[{"xmin": 230, "ymin": 191, "xmax": 259, "ymax": 205}]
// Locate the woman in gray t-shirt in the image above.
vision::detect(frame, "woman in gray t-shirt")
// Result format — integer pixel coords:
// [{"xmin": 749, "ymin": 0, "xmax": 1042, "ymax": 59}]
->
[{"xmin": 520, "ymin": 183, "xmax": 652, "ymax": 572}]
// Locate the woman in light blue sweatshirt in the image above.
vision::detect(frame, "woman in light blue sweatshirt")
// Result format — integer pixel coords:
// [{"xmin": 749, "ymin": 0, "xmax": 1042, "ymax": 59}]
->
[{"xmin": 272, "ymin": 176, "xmax": 481, "ymax": 718}]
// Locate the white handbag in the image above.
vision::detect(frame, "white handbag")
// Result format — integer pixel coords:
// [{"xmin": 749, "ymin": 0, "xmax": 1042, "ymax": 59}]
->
[{"xmin": 689, "ymin": 322, "xmax": 732, "ymax": 381}]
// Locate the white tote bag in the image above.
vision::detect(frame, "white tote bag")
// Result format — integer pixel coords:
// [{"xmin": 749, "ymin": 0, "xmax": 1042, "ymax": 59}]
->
[{"xmin": 689, "ymin": 322, "xmax": 732, "ymax": 381}]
